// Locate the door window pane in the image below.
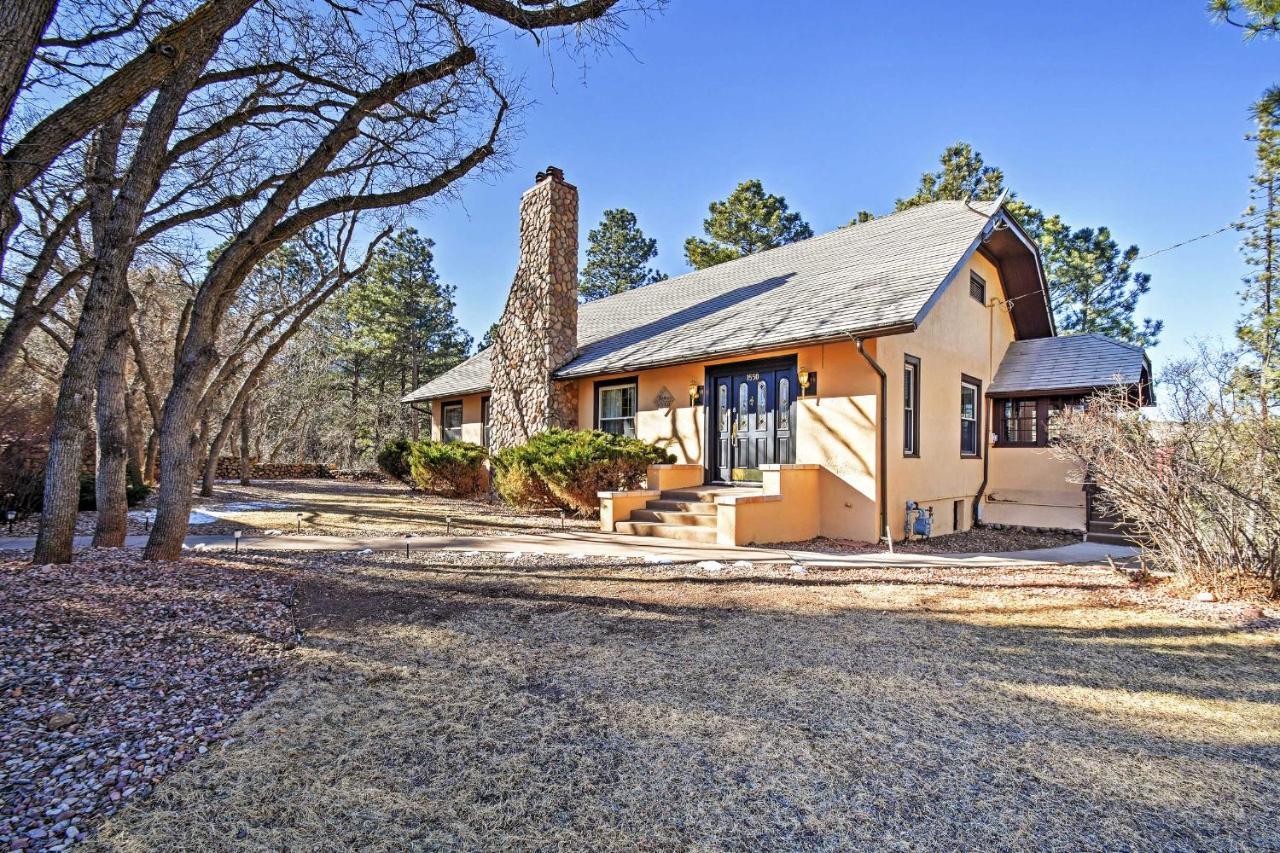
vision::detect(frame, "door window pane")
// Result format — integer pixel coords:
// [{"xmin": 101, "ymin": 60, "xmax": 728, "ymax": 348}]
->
[
  {"xmin": 756, "ymin": 379, "xmax": 768, "ymax": 430},
  {"xmin": 718, "ymin": 383, "xmax": 729, "ymax": 432},
  {"xmin": 738, "ymin": 382, "xmax": 748, "ymax": 431},
  {"xmin": 778, "ymin": 378, "xmax": 790, "ymax": 429},
  {"xmin": 598, "ymin": 383, "xmax": 637, "ymax": 436}
]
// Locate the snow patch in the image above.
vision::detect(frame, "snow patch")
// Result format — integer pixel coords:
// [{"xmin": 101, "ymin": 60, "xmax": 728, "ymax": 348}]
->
[{"xmin": 696, "ymin": 560, "xmax": 725, "ymax": 573}]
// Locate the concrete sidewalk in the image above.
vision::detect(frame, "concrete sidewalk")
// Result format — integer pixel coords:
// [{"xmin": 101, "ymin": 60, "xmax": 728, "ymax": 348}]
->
[{"xmin": 0, "ymin": 530, "xmax": 1138, "ymax": 567}]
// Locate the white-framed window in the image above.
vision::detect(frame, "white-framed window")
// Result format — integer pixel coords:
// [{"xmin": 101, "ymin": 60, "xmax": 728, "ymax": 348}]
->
[
  {"xmin": 960, "ymin": 378, "xmax": 981, "ymax": 457},
  {"xmin": 596, "ymin": 380, "xmax": 637, "ymax": 436},
  {"xmin": 441, "ymin": 401, "xmax": 463, "ymax": 443},
  {"xmin": 904, "ymin": 355, "xmax": 920, "ymax": 457}
]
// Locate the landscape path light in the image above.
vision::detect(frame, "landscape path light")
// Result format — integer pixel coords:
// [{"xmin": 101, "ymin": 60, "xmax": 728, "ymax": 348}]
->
[
  {"xmin": 234, "ymin": 530, "xmax": 242, "ymax": 553},
  {"xmin": 5, "ymin": 510, "xmax": 14, "ymax": 535}
]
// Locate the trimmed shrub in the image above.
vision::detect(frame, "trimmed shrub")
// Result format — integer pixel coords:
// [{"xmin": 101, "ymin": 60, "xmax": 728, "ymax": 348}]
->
[
  {"xmin": 493, "ymin": 429, "xmax": 674, "ymax": 517},
  {"xmin": 376, "ymin": 437, "xmax": 413, "ymax": 481},
  {"xmin": 408, "ymin": 440, "xmax": 488, "ymax": 498}
]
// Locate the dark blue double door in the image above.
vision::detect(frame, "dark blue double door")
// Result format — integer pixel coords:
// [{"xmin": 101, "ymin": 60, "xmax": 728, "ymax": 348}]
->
[{"xmin": 710, "ymin": 358, "xmax": 798, "ymax": 483}]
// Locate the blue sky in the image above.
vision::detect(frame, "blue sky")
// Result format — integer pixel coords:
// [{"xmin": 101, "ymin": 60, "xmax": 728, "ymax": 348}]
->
[{"xmin": 415, "ymin": 1, "xmax": 1278, "ymax": 375}]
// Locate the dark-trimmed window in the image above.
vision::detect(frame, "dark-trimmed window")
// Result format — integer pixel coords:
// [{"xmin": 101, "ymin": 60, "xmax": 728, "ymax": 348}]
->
[
  {"xmin": 903, "ymin": 354, "xmax": 921, "ymax": 457},
  {"xmin": 960, "ymin": 376, "xmax": 982, "ymax": 457},
  {"xmin": 969, "ymin": 271, "xmax": 986, "ymax": 304},
  {"xmin": 480, "ymin": 396, "xmax": 491, "ymax": 448},
  {"xmin": 441, "ymin": 401, "xmax": 463, "ymax": 443},
  {"xmin": 595, "ymin": 378, "xmax": 638, "ymax": 436},
  {"xmin": 994, "ymin": 396, "xmax": 1086, "ymax": 448}
]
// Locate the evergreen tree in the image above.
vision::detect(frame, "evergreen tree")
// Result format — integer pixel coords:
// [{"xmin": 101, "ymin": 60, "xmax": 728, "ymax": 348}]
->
[
  {"xmin": 896, "ymin": 142, "xmax": 1160, "ymax": 345},
  {"xmin": 579, "ymin": 208, "xmax": 666, "ymax": 300},
  {"xmin": 1236, "ymin": 87, "xmax": 1280, "ymax": 417},
  {"xmin": 1010, "ymin": 202, "xmax": 1162, "ymax": 346},
  {"xmin": 479, "ymin": 321, "xmax": 499, "ymax": 350},
  {"xmin": 684, "ymin": 179, "xmax": 813, "ymax": 269},
  {"xmin": 342, "ymin": 228, "xmax": 472, "ymax": 439},
  {"xmin": 895, "ymin": 142, "xmax": 1007, "ymax": 211}
]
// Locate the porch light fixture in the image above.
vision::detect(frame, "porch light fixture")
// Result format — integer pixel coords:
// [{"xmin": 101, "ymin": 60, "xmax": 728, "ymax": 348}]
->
[
  {"xmin": 798, "ymin": 368, "xmax": 813, "ymax": 397},
  {"xmin": 688, "ymin": 380, "xmax": 703, "ymax": 406}
]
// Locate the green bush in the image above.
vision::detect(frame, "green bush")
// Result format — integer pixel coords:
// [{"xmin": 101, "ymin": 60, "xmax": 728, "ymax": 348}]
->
[
  {"xmin": 376, "ymin": 437, "xmax": 413, "ymax": 481},
  {"xmin": 408, "ymin": 440, "xmax": 488, "ymax": 498},
  {"xmin": 493, "ymin": 429, "xmax": 674, "ymax": 517}
]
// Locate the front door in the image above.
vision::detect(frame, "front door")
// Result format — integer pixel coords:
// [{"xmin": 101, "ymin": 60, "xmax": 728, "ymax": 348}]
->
[{"xmin": 710, "ymin": 358, "xmax": 798, "ymax": 483}]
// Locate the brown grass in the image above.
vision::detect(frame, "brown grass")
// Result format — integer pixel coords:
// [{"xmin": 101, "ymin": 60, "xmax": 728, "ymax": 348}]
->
[
  {"xmin": 92, "ymin": 555, "xmax": 1280, "ymax": 851},
  {"xmin": 183, "ymin": 478, "xmax": 597, "ymax": 537}
]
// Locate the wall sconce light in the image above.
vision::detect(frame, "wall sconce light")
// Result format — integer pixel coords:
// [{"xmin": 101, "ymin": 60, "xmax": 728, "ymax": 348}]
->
[
  {"xmin": 688, "ymin": 380, "xmax": 703, "ymax": 406},
  {"xmin": 798, "ymin": 368, "xmax": 816, "ymax": 397}
]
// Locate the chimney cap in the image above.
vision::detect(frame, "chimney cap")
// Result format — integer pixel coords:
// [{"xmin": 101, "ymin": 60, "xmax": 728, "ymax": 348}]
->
[{"xmin": 536, "ymin": 165, "xmax": 565, "ymax": 183}]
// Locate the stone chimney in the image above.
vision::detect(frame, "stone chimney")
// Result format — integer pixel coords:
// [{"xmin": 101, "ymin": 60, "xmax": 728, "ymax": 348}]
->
[{"xmin": 488, "ymin": 166, "xmax": 580, "ymax": 451}]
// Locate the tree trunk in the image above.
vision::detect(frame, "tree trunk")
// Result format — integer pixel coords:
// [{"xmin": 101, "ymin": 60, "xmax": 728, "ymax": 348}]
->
[
  {"xmin": 201, "ymin": 396, "xmax": 245, "ymax": 497},
  {"xmin": 32, "ymin": 50, "xmax": 220, "ymax": 564},
  {"xmin": 239, "ymin": 397, "xmax": 253, "ymax": 485},
  {"xmin": 92, "ymin": 294, "xmax": 132, "ymax": 547},
  {"xmin": 144, "ymin": 431, "xmax": 158, "ymax": 483}
]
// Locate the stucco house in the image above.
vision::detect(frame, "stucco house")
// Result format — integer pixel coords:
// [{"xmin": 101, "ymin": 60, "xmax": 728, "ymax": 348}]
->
[{"xmin": 403, "ymin": 167, "xmax": 1151, "ymax": 546}]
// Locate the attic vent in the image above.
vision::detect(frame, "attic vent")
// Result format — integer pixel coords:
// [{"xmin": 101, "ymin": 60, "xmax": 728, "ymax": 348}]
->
[{"xmin": 969, "ymin": 271, "xmax": 986, "ymax": 304}]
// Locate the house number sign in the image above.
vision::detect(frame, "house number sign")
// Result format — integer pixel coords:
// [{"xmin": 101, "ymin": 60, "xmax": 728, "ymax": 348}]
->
[{"xmin": 654, "ymin": 386, "xmax": 674, "ymax": 409}]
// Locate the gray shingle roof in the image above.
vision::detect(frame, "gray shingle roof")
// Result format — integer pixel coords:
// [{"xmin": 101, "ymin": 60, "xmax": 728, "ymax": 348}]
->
[
  {"xmin": 988, "ymin": 334, "xmax": 1150, "ymax": 396},
  {"xmin": 404, "ymin": 199, "xmax": 1000, "ymax": 402}
]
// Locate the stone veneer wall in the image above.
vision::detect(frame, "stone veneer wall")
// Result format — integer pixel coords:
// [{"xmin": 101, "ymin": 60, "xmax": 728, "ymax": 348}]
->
[{"xmin": 488, "ymin": 167, "xmax": 580, "ymax": 451}]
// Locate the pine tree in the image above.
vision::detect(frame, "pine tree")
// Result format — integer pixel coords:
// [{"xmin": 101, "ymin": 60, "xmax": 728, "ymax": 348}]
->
[
  {"xmin": 1237, "ymin": 87, "xmax": 1280, "ymax": 417},
  {"xmin": 579, "ymin": 208, "xmax": 666, "ymax": 300},
  {"xmin": 895, "ymin": 142, "xmax": 1006, "ymax": 211},
  {"xmin": 1007, "ymin": 202, "xmax": 1162, "ymax": 346},
  {"xmin": 895, "ymin": 142, "xmax": 1160, "ymax": 345},
  {"xmin": 684, "ymin": 179, "xmax": 813, "ymax": 270},
  {"xmin": 342, "ymin": 228, "xmax": 472, "ymax": 439}
]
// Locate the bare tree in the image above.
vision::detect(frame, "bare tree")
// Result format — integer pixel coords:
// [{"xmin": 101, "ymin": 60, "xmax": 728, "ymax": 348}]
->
[{"xmin": 1054, "ymin": 343, "xmax": 1280, "ymax": 598}]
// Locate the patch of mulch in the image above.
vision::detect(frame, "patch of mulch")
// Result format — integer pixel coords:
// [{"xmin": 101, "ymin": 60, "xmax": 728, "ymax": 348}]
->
[
  {"xmin": 4, "ymin": 513, "xmax": 153, "ymax": 539},
  {"xmin": 786, "ymin": 526, "xmax": 1082, "ymax": 556},
  {"xmin": 0, "ymin": 551, "xmax": 297, "ymax": 850}
]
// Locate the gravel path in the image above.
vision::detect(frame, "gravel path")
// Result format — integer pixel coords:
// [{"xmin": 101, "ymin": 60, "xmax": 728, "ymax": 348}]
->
[{"xmin": 0, "ymin": 552, "xmax": 296, "ymax": 851}]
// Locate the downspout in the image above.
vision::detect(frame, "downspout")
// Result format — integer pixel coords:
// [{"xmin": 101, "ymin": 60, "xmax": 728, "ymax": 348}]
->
[
  {"xmin": 974, "ymin": 294, "xmax": 996, "ymax": 526},
  {"xmin": 855, "ymin": 336, "xmax": 888, "ymax": 543}
]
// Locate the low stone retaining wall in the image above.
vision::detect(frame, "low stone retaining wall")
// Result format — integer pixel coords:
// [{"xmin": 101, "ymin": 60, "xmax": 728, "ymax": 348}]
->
[{"xmin": 212, "ymin": 458, "xmax": 334, "ymax": 480}]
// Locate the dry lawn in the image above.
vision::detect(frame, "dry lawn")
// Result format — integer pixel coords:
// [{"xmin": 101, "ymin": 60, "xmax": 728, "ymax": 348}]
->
[
  {"xmin": 182, "ymin": 478, "xmax": 597, "ymax": 537},
  {"xmin": 93, "ymin": 554, "xmax": 1280, "ymax": 851}
]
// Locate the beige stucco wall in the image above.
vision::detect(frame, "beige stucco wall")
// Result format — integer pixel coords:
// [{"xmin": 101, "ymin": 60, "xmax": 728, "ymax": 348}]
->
[
  {"xmin": 574, "ymin": 340, "xmax": 881, "ymax": 543},
  {"xmin": 984, "ymin": 446, "xmax": 1087, "ymax": 531},
  {"xmin": 876, "ymin": 251, "xmax": 1014, "ymax": 539}
]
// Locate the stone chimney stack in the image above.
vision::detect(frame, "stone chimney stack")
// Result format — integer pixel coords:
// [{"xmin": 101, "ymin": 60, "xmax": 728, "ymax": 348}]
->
[{"xmin": 488, "ymin": 166, "xmax": 580, "ymax": 451}]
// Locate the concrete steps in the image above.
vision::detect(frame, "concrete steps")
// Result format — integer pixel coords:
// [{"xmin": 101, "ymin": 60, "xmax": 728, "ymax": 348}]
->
[
  {"xmin": 614, "ymin": 521, "xmax": 718, "ymax": 543},
  {"xmin": 612, "ymin": 486, "xmax": 745, "ymax": 544}
]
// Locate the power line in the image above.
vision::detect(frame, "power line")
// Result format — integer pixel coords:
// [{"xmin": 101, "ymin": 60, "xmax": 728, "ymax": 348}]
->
[{"xmin": 1136, "ymin": 209, "xmax": 1268, "ymax": 260}]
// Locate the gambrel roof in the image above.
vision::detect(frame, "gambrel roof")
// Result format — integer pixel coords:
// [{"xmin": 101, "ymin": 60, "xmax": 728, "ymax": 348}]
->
[{"xmin": 404, "ymin": 198, "xmax": 1049, "ymax": 402}]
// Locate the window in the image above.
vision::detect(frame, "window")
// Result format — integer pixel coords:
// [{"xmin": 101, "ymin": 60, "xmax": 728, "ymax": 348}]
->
[
  {"xmin": 718, "ymin": 382, "xmax": 730, "ymax": 433},
  {"xmin": 480, "ymin": 397, "xmax": 491, "ymax": 448},
  {"xmin": 738, "ymin": 382, "xmax": 749, "ymax": 431},
  {"xmin": 903, "ymin": 355, "xmax": 921, "ymax": 457},
  {"xmin": 969, "ymin": 271, "xmax": 986, "ymax": 304},
  {"xmin": 756, "ymin": 379, "xmax": 768, "ymax": 430},
  {"xmin": 441, "ymin": 401, "xmax": 463, "ymax": 443},
  {"xmin": 993, "ymin": 396, "xmax": 1087, "ymax": 447},
  {"xmin": 1046, "ymin": 398, "xmax": 1083, "ymax": 443},
  {"xmin": 960, "ymin": 377, "xmax": 981, "ymax": 457},
  {"xmin": 595, "ymin": 379, "xmax": 637, "ymax": 436},
  {"xmin": 1001, "ymin": 399, "xmax": 1038, "ymax": 445},
  {"xmin": 778, "ymin": 378, "xmax": 791, "ymax": 430}
]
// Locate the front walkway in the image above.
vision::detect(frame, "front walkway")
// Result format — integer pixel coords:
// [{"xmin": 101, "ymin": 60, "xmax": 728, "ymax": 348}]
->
[{"xmin": 0, "ymin": 530, "xmax": 1137, "ymax": 567}]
